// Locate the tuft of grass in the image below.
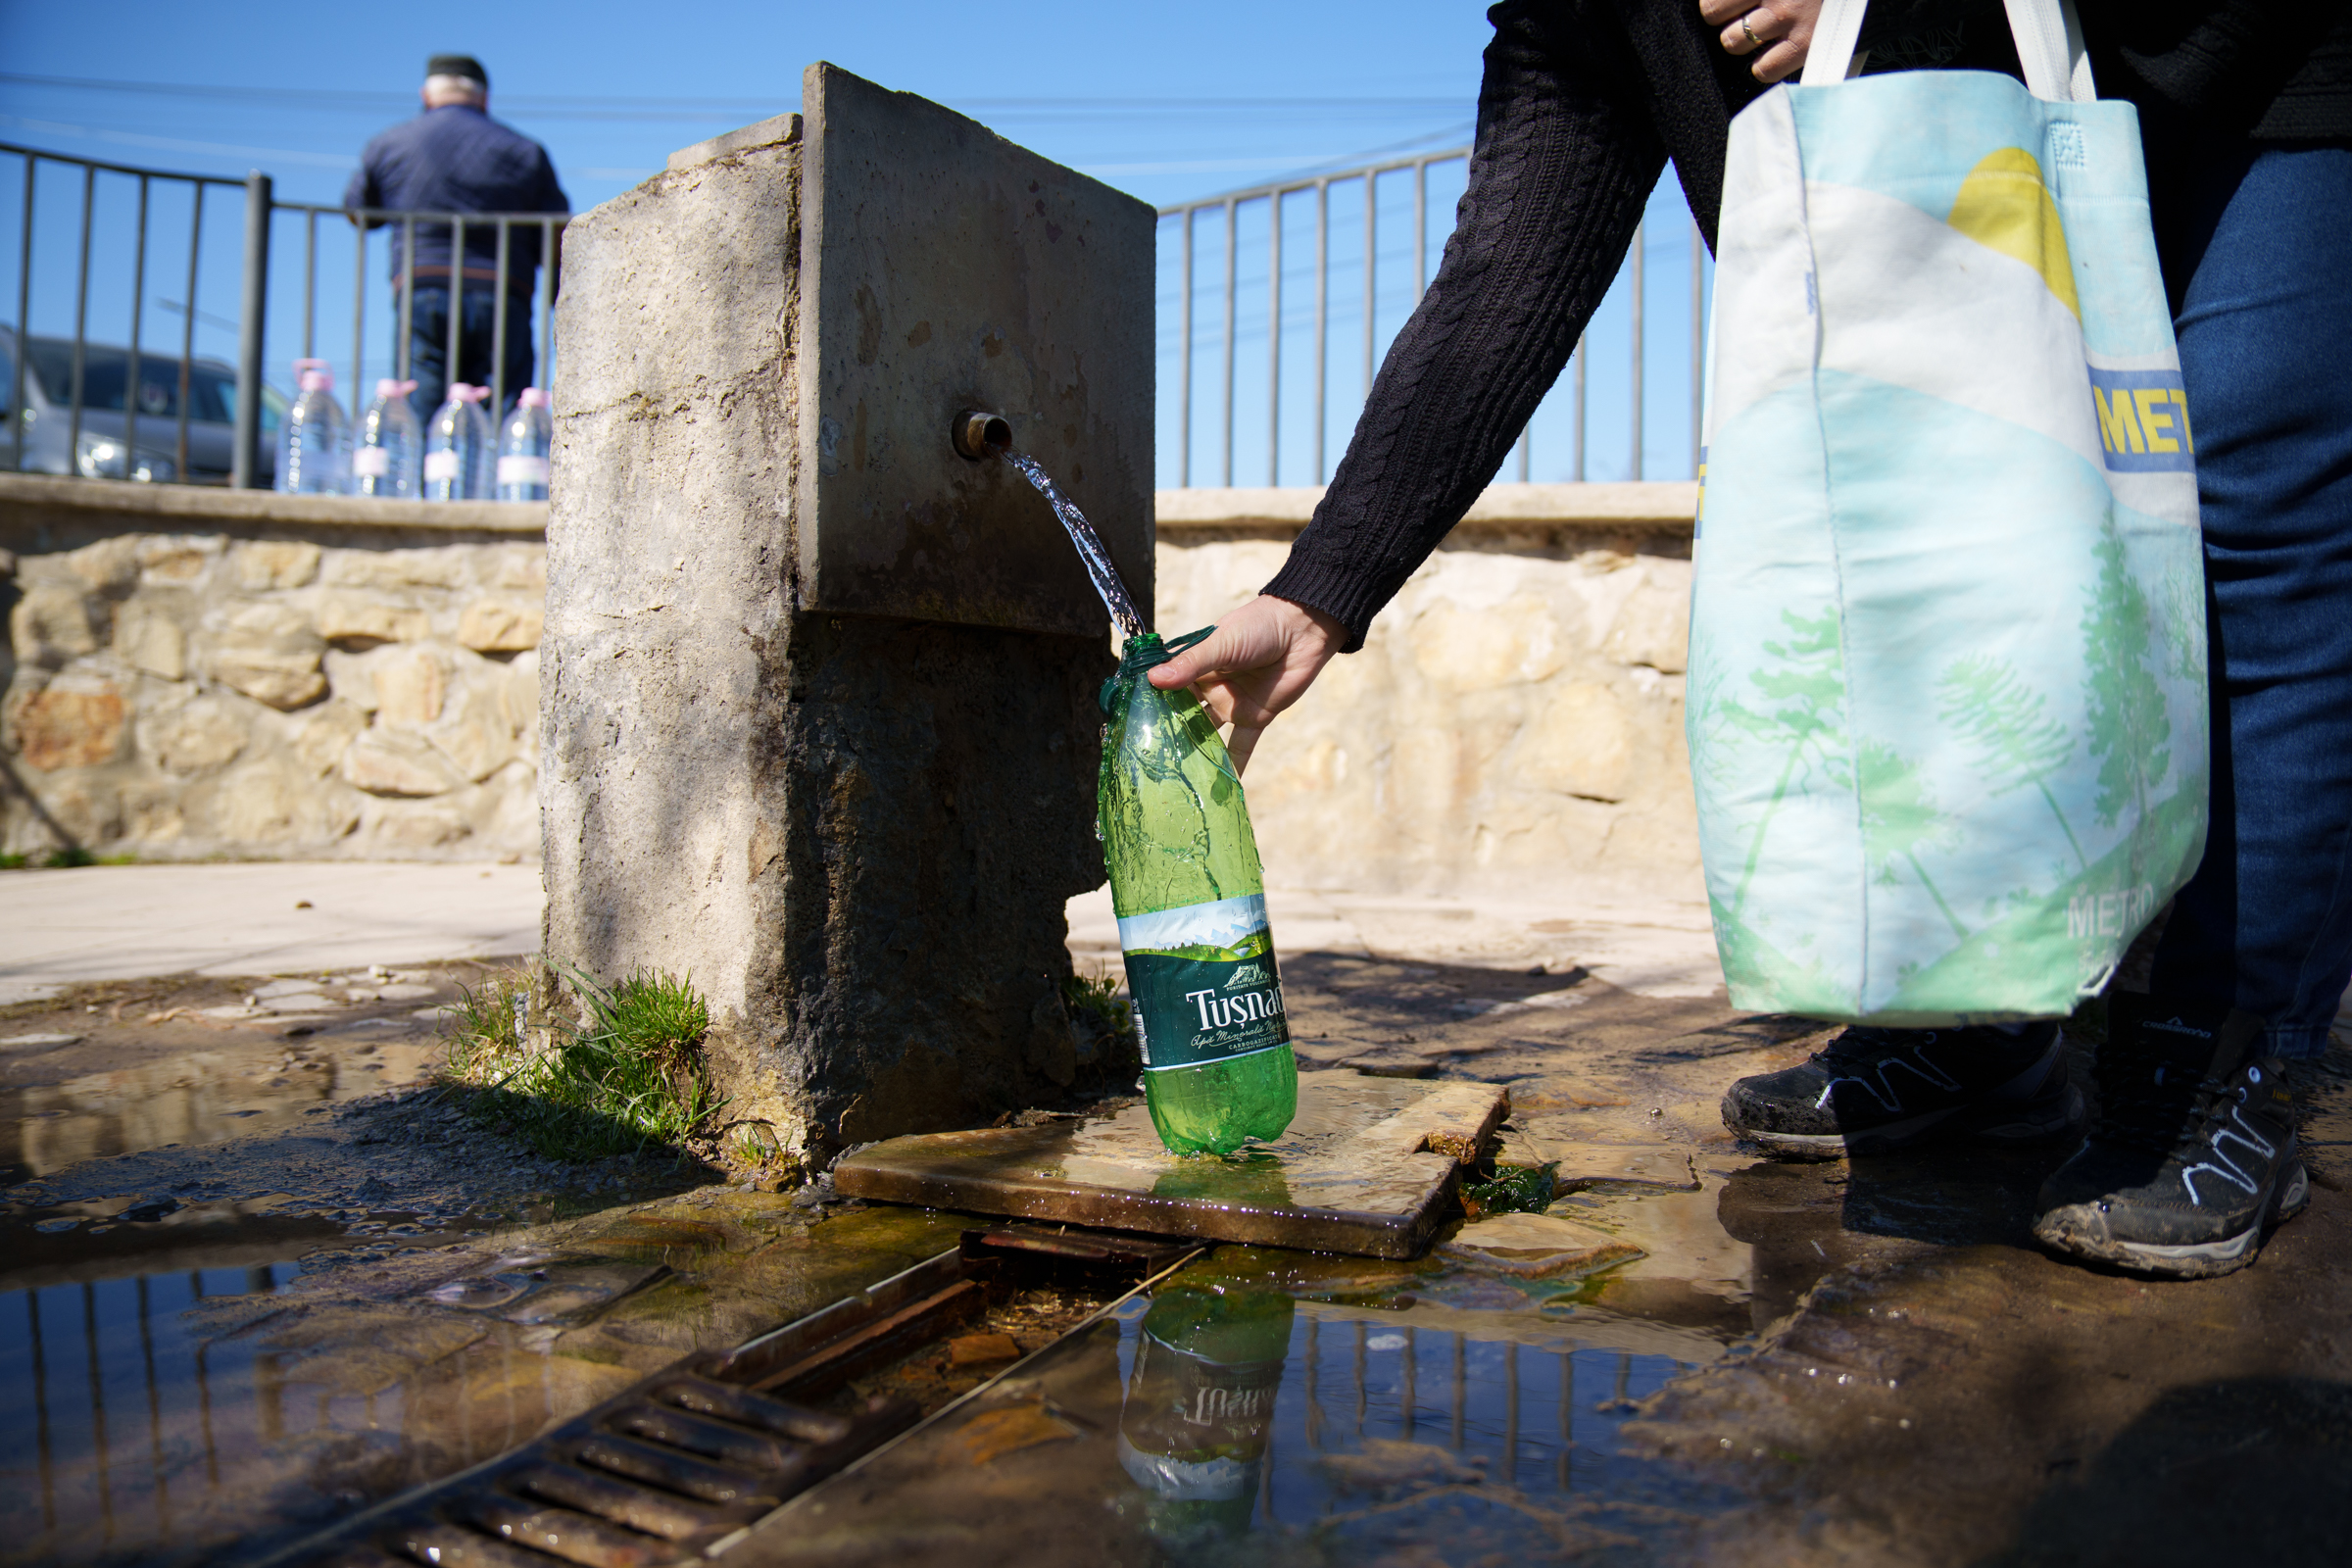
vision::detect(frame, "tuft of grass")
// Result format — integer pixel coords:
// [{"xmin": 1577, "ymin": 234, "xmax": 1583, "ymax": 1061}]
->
[
  {"xmin": 1063, "ymin": 969, "xmax": 1132, "ymax": 1035},
  {"xmin": 441, "ymin": 963, "xmax": 726, "ymax": 1160}
]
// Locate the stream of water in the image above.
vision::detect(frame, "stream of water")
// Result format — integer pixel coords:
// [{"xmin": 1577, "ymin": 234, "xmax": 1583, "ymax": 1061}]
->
[{"xmin": 1001, "ymin": 448, "xmax": 1148, "ymax": 638}]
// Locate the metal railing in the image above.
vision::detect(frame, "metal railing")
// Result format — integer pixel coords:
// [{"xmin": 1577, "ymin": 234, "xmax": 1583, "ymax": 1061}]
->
[
  {"xmin": 1157, "ymin": 146, "xmax": 1709, "ymax": 488},
  {"xmin": 4, "ymin": 144, "xmax": 248, "ymax": 487},
  {"xmin": 2, "ymin": 141, "xmax": 566, "ymax": 490}
]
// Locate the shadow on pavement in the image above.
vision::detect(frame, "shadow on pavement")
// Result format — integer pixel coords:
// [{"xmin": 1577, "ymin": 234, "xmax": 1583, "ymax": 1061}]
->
[{"xmin": 1984, "ymin": 1376, "xmax": 2352, "ymax": 1567}]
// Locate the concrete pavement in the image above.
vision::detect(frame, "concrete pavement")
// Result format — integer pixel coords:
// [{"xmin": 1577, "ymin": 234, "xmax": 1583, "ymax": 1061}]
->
[
  {"xmin": 0, "ymin": 862, "xmax": 544, "ymax": 1004},
  {"xmin": 2, "ymin": 861, "xmax": 1729, "ymax": 1006}
]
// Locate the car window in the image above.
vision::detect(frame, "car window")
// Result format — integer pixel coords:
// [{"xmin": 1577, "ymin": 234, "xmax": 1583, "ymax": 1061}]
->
[{"xmin": 23, "ymin": 339, "xmax": 240, "ymax": 422}]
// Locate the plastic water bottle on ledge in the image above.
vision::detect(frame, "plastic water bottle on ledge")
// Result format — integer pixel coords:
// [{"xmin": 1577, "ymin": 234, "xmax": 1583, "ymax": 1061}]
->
[
  {"xmin": 349, "ymin": 378, "xmax": 419, "ymax": 498},
  {"xmin": 275, "ymin": 359, "xmax": 347, "ymax": 495},
  {"xmin": 496, "ymin": 387, "xmax": 552, "ymax": 501},
  {"xmin": 1099, "ymin": 627, "xmax": 1298, "ymax": 1154},
  {"xmin": 422, "ymin": 383, "xmax": 492, "ymax": 501}
]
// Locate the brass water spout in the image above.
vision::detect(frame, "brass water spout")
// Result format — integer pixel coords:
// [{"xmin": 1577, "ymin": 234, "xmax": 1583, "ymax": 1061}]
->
[{"xmin": 953, "ymin": 409, "xmax": 1011, "ymax": 460}]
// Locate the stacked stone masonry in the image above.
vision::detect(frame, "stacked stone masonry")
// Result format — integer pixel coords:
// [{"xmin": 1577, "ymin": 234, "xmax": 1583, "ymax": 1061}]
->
[
  {"xmin": 1156, "ymin": 482, "xmax": 1701, "ymax": 902},
  {"xmin": 1, "ymin": 479, "xmax": 547, "ymax": 862},
  {"xmin": 1, "ymin": 477, "xmax": 1696, "ymax": 898}
]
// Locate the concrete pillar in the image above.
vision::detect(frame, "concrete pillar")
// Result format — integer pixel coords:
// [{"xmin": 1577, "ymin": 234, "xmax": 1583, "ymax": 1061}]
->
[{"xmin": 543, "ymin": 65, "xmax": 1153, "ymax": 1160}]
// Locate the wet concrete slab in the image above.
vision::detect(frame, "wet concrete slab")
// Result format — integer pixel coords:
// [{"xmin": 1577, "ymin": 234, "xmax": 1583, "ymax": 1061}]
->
[{"xmin": 832, "ymin": 1074, "xmax": 1507, "ymax": 1258}]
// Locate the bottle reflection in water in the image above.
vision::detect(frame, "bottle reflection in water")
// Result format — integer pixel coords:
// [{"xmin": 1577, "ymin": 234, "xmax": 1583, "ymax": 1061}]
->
[{"xmin": 1118, "ymin": 1287, "xmax": 1294, "ymax": 1540}]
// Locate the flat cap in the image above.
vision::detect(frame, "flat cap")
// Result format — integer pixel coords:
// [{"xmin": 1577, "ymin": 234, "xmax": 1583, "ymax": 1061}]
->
[{"xmin": 425, "ymin": 54, "xmax": 489, "ymax": 87}]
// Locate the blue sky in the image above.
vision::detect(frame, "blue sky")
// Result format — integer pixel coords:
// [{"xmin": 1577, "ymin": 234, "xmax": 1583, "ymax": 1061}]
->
[
  {"xmin": 0, "ymin": 1, "xmax": 1494, "ymax": 211},
  {"xmin": 0, "ymin": 1, "xmax": 1705, "ymax": 486}
]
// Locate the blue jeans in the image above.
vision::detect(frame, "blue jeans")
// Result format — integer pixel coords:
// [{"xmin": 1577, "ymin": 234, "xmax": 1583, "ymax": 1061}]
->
[
  {"xmin": 2147, "ymin": 143, "xmax": 2352, "ymax": 1059},
  {"xmin": 403, "ymin": 284, "xmax": 537, "ymax": 423}
]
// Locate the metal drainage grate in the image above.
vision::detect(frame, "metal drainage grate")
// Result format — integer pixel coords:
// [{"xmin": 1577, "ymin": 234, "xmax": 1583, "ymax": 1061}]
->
[{"xmin": 267, "ymin": 1225, "xmax": 1193, "ymax": 1568}]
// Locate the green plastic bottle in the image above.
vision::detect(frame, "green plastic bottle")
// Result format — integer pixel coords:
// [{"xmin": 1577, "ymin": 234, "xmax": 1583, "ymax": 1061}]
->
[
  {"xmin": 1116, "ymin": 1287, "xmax": 1296, "ymax": 1538},
  {"xmin": 1100, "ymin": 630, "xmax": 1298, "ymax": 1155}
]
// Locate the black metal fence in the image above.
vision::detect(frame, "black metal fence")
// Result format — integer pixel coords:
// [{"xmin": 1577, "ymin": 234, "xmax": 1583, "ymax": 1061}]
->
[{"xmin": 1, "ymin": 141, "xmax": 567, "ymax": 490}]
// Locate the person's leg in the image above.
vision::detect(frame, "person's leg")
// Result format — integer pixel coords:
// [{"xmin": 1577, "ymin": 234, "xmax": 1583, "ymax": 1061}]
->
[
  {"xmin": 500, "ymin": 295, "xmax": 537, "ymax": 409},
  {"xmin": 2030, "ymin": 141, "xmax": 2350, "ymax": 1278},
  {"xmin": 405, "ymin": 286, "xmax": 451, "ymax": 423},
  {"xmin": 2147, "ymin": 142, "xmax": 2352, "ymax": 1061}
]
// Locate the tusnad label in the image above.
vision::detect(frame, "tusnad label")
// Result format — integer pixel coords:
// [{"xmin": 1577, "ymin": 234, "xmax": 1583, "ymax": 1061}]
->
[{"xmin": 1117, "ymin": 891, "xmax": 1288, "ymax": 1072}]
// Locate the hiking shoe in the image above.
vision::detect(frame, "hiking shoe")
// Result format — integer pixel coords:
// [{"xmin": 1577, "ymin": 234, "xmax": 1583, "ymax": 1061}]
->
[
  {"xmin": 2034, "ymin": 997, "xmax": 2306, "ymax": 1279},
  {"xmin": 1721, "ymin": 1020, "xmax": 2081, "ymax": 1159}
]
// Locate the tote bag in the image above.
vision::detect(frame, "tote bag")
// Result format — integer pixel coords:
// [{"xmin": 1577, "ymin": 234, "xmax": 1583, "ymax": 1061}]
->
[{"xmin": 1689, "ymin": 0, "xmax": 2208, "ymax": 1023}]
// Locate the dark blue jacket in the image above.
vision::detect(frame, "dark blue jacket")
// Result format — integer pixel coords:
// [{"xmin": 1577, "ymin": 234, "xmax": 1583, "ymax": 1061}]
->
[{"xmin": 345, "ymin": 106, "xmax": 569, "ymax": 293}]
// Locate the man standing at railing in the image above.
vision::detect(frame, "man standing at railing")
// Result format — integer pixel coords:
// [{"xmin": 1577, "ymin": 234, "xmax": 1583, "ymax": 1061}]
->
[{"xmin": 344, "ymin": 54, "xmax": 569, "ymax": 420}]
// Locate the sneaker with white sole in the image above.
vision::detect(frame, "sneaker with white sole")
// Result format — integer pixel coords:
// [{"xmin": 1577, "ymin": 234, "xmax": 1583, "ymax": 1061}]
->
[
  {"xmin": 2033, "ymin": 997, "xmax": 2306, "ymax": 1279},
  {"xmin": 1720, "ymin": 1020, "xmax": 2082, "ymax": 1159}
]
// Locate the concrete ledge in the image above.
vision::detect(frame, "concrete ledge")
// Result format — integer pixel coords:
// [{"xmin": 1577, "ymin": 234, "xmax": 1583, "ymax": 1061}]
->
[
  {"xmin": 0, "ymin": 472, "xmax": 547, "ymax": 536},
  {"xmin": 667, "ymin": 112, "xmax": 802, "ymax": 173},
  {"xmin": 1154, "ymin": 480, "xmax": 1697, "ymax": 533}
]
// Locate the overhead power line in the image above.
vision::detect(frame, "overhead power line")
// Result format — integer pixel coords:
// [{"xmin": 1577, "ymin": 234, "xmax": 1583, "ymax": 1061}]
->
[{"xmin": 0, "ymin": 73, "xmax": 1470, "ymax": 124}]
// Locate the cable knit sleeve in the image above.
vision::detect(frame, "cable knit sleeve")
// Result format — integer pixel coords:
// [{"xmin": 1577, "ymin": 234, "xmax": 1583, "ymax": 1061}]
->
[{"xmin": 1261, "ymin": 0, "xmax": 1668, "ymax": 652}]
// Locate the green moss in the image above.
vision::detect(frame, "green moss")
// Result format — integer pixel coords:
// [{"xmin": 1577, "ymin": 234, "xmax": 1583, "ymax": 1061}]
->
[{"xmin": 1459, "ymin": 1162, "xmax": 1557, "ymax": 1221}]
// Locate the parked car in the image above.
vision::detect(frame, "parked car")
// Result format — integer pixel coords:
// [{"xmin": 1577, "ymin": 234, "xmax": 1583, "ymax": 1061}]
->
[{"xmin": 0, "ymin": 325, "xmax": 285, "ymax": 486}]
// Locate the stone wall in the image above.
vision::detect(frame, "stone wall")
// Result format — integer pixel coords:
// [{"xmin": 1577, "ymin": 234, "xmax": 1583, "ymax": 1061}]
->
[
  {"xmin": 1155, "ymin": 481, "xmax": 1701, "ymax": 903},
  {"xmin": 0, "ymin": 475, "xmax": 546, "ymax": 862},
  {"xmin": 0, "ymin": 474, "xmax": 1700, "ymax": 896}
]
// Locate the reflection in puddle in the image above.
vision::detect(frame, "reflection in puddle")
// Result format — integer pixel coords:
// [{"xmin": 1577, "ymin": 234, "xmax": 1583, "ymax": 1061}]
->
[
  {"xmin": 1, "ymin": 1263, "xmax": 299, "ymax": 1561},
  {"xmin": 0, "ymin": 1035, "xmax": 443, "ymax": 1184},
  {"xmin": 0, "ymin": 1251, "xmax": 648, "ymax": 1567},
  {"xmin": 1111, "ymin": 1293, "xmax": 1718, "ymax": 1557},
  {"xmin": 760, "ymin": 1277, "xmax": 1735, "ymax": 1564}
]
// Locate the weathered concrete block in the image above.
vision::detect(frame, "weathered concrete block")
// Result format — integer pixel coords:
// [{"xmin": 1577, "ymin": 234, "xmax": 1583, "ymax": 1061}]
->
[
  {"xmin": 545, "ymin": 65, "xmax": 1142, "ymax": 1157},
  {"xmin": 797, "ymin": 65, "xmax": 1153, "ymax": 636}
]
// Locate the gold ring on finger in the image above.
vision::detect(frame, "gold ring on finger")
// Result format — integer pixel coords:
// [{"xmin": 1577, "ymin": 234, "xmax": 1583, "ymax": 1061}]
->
[{"xmin": 1740, "ymin": 14, "xmax": 1763, "ymax": 46}]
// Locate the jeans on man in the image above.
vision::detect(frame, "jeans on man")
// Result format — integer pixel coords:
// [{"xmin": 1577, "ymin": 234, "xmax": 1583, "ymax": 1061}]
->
[
  {"xmin": 403, "ymin": 284, "xmax": 536, "ymax": 423},
  {"xmin": 2148, "ymin": 142, "xmax": 2352, "ymax": 1059}
]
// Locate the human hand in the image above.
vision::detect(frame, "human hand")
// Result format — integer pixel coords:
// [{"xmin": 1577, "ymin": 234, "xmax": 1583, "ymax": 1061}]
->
[
  {"xmin": 1699, "ymin": 0, "xmax": 1822, "ymax": 83},
  {"xmin": 1146, "ymin": 595, "xmax": 1348, "ymax": 777}
]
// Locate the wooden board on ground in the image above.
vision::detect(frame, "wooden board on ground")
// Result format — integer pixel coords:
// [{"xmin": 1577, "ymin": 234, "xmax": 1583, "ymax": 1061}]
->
[{"xmin": 832, "ymin": 1071, "xmax": 1507, "ymax": 1259}]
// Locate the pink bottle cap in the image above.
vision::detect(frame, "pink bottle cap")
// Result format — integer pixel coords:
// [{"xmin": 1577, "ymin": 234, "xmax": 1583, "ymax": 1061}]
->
[
  {"xmin": 376, "ymin": 378, "xmax": 418, "ymax": 399},
  {"xmin": 296, "ymin": 359, "xmax": 333, "ymax": 393},
  {"xmin": 518, "ymin": 387, "xmax": 551, "ymax": 409},
  {"xmin": 452, "ymin": 383, "xmax": 490, "ymax": 404}
]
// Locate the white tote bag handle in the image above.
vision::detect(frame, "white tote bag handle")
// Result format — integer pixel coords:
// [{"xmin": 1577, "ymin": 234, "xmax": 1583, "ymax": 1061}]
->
[{"xmin": 1801, "ymin": 0, "xmax": 2095, "ymax": 101}]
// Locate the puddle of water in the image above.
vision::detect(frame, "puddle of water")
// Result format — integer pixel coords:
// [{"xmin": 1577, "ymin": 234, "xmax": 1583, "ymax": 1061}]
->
[
  {"xmin": 0, "ymin": 1259, "xmax": 309, "ymax": 1564},
  {"xmin": 1110, "ymin": 1295, "xmax": 1731, "ymax": 1559},
  {"xmin": 753, "ymin": 1267, "xmax": 1740, "ymax": 1565},
  {"xmin": 0, "ymin": 1033, "xmax": 443, "ymax": 1187}
]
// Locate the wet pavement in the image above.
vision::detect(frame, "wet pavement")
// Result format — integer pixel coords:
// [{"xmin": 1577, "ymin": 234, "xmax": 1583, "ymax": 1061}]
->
[{"xmin": 2, "ymin": 902, "xmax": 2349, "ymax": 1565}]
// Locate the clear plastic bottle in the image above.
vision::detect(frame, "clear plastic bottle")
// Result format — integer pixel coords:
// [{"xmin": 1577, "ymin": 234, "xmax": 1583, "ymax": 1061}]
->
[
  {"xmin": 349, "ymin": 378, "xmax": 420, "ymax": 498},
  {"xmin": 422, "ymin": 382, "xmax": 493, "ymax": 502},
  {"xmin": 495, "ymin": 386, "xmax": 553, "ymax": 502},
  {"xmin": 274, "ymin": 359, "xmax": 347, "ymax": 495}
]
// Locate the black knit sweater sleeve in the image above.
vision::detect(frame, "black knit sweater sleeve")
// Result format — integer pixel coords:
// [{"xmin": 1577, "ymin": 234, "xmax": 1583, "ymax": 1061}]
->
[{"xmin": 1260, "ymin": 0, "xmax": 1669, "ymax": 651}]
